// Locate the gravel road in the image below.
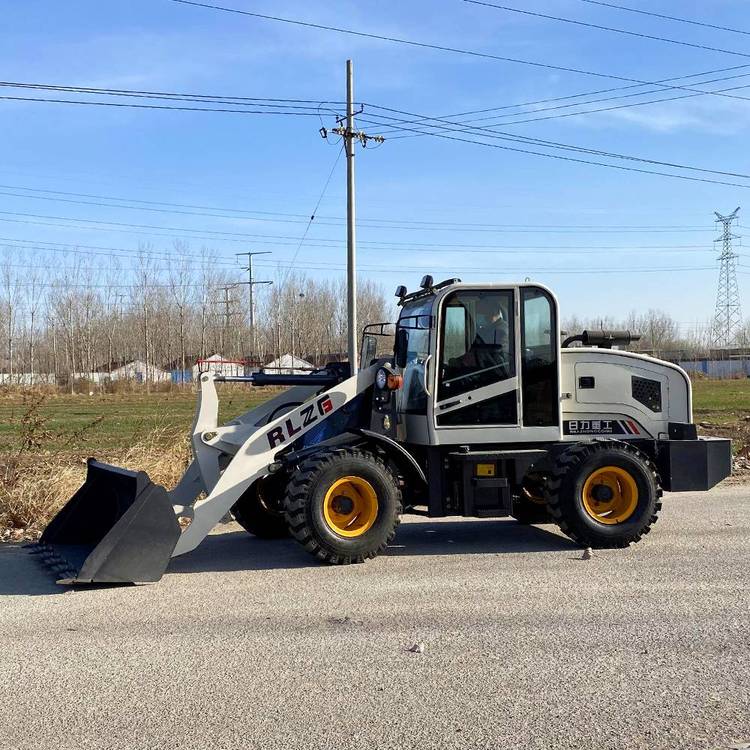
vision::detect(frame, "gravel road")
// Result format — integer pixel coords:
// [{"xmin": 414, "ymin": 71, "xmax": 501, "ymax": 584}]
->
[{"xmin": 1, "ymin": 485, "xmax": 748, "ymax": 750}]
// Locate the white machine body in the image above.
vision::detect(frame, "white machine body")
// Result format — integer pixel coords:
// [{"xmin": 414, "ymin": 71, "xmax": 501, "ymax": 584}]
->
[{"xmin": 560, "ymin": 348, "xmax": 692, "ymax": 442}]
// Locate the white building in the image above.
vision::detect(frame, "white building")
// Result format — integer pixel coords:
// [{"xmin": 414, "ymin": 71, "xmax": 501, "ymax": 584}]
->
[
  {"xmin": 263, "ymin": 354, "xmax": 315, "ymax": 376},
  {"xmin": 108, "ymin": 360, "xmax": 171, "ymax": 383},
  {"xmin": 191, "ymin": 354, "xmax": 246, "ymax": 380}
]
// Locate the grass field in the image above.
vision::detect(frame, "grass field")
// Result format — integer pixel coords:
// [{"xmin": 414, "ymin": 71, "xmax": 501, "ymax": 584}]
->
[
  {"xmin": 0, "ymin": 386, "xmax": 271, "ymax": 455},
  {"xmin": 691, "ymin": 377, "xmax": 750, "ymax": 424},
  {"xmin": 0, "ymin": 378, "xmax": 748, "ymax": 456},
  {"xmin": 0, "ymin": 378, "xmax": 748, "ymax": 536}
]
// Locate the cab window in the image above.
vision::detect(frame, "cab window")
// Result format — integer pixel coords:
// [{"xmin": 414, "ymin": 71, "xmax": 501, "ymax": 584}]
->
[
  {"xmin": 521, "ymin": 287, "xmax": 558, "ymax": 426},
  {"xmin": 438, "ymin": 289, "xmax": 515, "ymax": 402}
]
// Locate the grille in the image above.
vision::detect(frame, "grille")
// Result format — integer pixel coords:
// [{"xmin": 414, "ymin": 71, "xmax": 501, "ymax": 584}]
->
[{"xmin": 632, "ymin": 376, "xmax": 662, "ymax": 412}]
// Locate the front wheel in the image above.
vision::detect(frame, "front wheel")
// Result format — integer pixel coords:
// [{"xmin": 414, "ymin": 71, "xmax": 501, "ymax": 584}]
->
[
  {"xmin": 284, "ymin": 447, "xmax": 402, "ymax": 564},
  {"xmin": 544, "ymin": 441, "xmax": 662, "ymax": 548},
  {"xmin": 231, "ymin": 476, "xmax": 289, "ymax": 539}
]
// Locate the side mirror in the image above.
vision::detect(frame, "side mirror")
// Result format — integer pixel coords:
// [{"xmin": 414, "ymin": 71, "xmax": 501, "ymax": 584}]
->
[
  {"xmin": 360, "ymin": 334, "xmax": 378, "ymax": 370},
  {"xmin": 395, "ymin": 329, "xmax": 408, "ymax": 369}
]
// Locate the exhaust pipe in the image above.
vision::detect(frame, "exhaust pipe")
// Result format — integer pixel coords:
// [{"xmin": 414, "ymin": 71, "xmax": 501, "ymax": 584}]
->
[{"xmin": 31, "ymin": 459, "xmax": 181, "ymax": 584}]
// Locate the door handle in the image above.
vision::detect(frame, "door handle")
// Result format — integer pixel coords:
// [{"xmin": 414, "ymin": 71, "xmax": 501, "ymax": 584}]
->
[{"xmin": 423, "ymin": 355, "xmax": 432, "ymax": 397}]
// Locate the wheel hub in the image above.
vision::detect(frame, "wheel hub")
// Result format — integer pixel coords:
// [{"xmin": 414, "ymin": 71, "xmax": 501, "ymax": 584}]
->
[
  {"xmin": 323, "ymin": 476, "xmax": 379, "ymax": 538},
  {"xmin": 581, "ymin": 466, "xmax": 639, "ymax": 525},
  {"xmin": 331, "ymin": 495, "xmax": 355, "ymax": 515},
  {"xmin": 591, "ymin": 484, "xmax": 614, "ymax": 502}
]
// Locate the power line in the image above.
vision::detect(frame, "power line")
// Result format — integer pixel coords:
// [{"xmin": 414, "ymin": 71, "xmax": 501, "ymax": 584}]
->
[
  {"xmin": 0, "ymin": 183, "xmax": 718, "ymax": 231},
  {"xmin": 0, "ymin": 208, "xmax": 720, "ymax": 236},
  {"xmin": 575, "ymin": 0, "xmax": 750, "ymax": 38},
  {"xmin": 464, "ymin": 1, "xmax": 750, "ymax": 59},
  {"xmin": 165, "ymin": 0, "xmax": 750, "ymax": 103},
  {"xmin": 0, "ymin": 81, "xmax": 345, "ymax": 106},
  {"xmin": 368, "ymin": 64, "xmax": 750, "ymax": 133},
  {"xmin": 0, "ymin": 236, "xmax": 723, "ymax": 257},
  {"xmin": 356, "ymin": 113, "xmax": 750, "ymax": 190},
  {"xmin": 0, "ymin": 264, "xmax": 718, "ymax": 286},
  {"xmin": 0, "ymin": 189, "xmax": 314, "ymax": 224},
  {"xmin": 370, "ymin": 69, "xmax": 750, "ymax": 135},
  {"xmin": 357, "ymin": 108, "xmax": 750, "ymax": 182},
  {"xmin": 0, "ymin": 94, "xmax": 330, "ymax": 115},
  {"xmin": 8, "ymin": 104, "xmax": 750, "ymax": 208},
  {"xmin": 282, "ymin": 144, "xmax": 344, "ymax": 285},
  {"xmin": 0, "ymin": 184, "xmax": 309, "ymax": 219},
  {"xmin": 487, "ymin": 78, "xmax": 750, "ymax": 127}
]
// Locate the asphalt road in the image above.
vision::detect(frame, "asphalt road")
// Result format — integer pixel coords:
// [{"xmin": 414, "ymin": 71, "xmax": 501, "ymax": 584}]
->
[{"xmin": 1, "ymin": 485, "xmax": 748, "ymax": 750}]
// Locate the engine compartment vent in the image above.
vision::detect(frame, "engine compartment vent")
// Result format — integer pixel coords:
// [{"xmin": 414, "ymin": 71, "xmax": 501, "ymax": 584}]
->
[{"xmin": 632, "ymin": 376, "xmax": 662, "ymax": 412}]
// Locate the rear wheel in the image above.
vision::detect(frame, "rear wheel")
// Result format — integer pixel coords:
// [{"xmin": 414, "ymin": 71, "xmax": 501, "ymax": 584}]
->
[
  {"xmin": 544, "ymin": 441, "xmax": 661, "ymax": 548},
  {"xmin": 231, "ymin": 476, "xmax": 289, "ymax": 539},
  {"xmin": 511, "ymin": 475, "xmax": 550, "ymax": 524},
  {"xmin": 284, "ymin": 447, "xmax": 402, "ymax": 564}
]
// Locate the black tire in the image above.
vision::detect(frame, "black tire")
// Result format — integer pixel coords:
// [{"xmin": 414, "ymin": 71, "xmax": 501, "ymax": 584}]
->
[
  {"xmin": 544, "ymin": 441, "xmax": 662, "ymax": 548},
  {"xmin": 511, "ymin": 497, "xmax": 550, "ymax": 525},
  {"xmin": 511, "ymin": 475, "xmax": 551, "ymax": 524},
  {"xmin": 284, "ymin": 447, "xmax": 402, "ymax": 564},
  {"xmin": 231, "ymin": 476, "xmax": 289, "ymax": 539}
]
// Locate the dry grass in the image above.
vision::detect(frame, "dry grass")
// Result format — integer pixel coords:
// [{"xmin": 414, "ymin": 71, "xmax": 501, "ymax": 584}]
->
[
  {"xmin": 0, "ymin": 385, "xmax": 272, "ymax": 541},
  {"xmin": 0, "ymin": 426, "xmax": 191, "ymax": 541}
]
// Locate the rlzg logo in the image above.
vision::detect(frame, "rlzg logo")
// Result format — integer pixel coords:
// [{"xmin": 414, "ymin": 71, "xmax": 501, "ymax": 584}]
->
[{"xmin": 266, "ymin": 395, "xmax": 334, "ymax": 448}]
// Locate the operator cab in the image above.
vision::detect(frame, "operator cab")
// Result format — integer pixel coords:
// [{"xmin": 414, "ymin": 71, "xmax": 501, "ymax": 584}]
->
[{"xmin": 369, "ymin": 277, "xmax": 561, "ymax": 446}]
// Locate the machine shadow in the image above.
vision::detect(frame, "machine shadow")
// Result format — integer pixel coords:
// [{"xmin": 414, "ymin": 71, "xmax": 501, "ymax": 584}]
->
[
  {"xmin": 166, "ymin": 530, "xmax": 318, "ymax": 575},
  {"xmin": 385, "ymin": 519, "xmax": 578, "ymax": 556},
  {"xmin": 167, "ymin": 518, "xmax": 577, "ymax": 576},
  {"xmin": 0, "ymin": 544, "xmax": 67, "ymax": 596}
]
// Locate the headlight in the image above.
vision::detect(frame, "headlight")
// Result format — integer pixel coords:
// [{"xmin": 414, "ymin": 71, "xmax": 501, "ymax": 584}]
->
[{"xmin": 375, "ymin": 367, "xmax": 388, "ymax": 390}]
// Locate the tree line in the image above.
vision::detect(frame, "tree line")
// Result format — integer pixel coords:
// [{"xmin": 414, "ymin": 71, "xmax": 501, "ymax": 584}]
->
[
  {"xmin": 1, "ymin": 241, "xmax": 743, "ymax": 386},
  {"xmin": 0, "ymin": 244, "xmax": 390, "ymax": 384}
]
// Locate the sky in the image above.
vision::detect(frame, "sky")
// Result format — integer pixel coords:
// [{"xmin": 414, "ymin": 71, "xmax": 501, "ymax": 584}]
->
[{"xmin": 1, "ymin": 0, "xmax": 750, "ymax": 333}]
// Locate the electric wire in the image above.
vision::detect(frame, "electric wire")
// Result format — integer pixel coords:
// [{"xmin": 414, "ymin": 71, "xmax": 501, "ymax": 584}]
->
[
  {"xmin": 356, "ymin": 113, "xmax": 750, "ymax": 190},
  {"xmin": 486, "ymin": 78, "xmax": 750, "ymax": 127},
  {"xmin": 367, "ymin": 64, "xmax": 750, "ymax": 133},
  {"xmin": 574, "ymin": 0, "xmax": 750, "ymax": 38},
  {"xmin": 0, "ymin": 81, "xmax": 345, "ymax": 106},
  {"xmin": 464, "ymin": 1, "xmax": 750, "ymax": 59},
  {"xmin": 0, "ymin": 184, "xmax": 717, "ymax": 231},
  {"xmin": 164, "ymin": 0, "xmax": 750, "ymax": 102},
  {"xmin": 355, "ymin": 109, "xmax": 750, "ymax": 181},
  {"xmin": 0, "ymin": 94, "xmax": 331, "ymax": 115},
  {"xmin": 0, "ymin": 235, "xmax": 720, "ymax": 257},
  {"xmin": 0, "ymin": 209, "xmax": 719, "ymax": 236},
  {"xmin": 282, "ymin": 144, "xmax": 344, "ymax": 284},
  {"xmin": 369, "ymin": 70, "xmax": 750, "ymax": 136}
]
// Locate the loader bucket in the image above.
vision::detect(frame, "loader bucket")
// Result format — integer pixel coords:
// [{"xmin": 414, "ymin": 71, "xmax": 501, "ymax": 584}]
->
[{"xmin": 32, "ymin": 459, "xmax": 181, "ymax": 585}]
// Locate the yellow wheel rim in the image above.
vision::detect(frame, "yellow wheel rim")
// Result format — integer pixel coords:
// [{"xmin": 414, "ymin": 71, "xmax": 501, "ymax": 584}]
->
[
  {"xmin": 582, "ymin": 466, "xmax": 639, "ymax": 525},
  {"xmin": 323, "ymin": 476, "xmax": 378, "ymax": 538}
]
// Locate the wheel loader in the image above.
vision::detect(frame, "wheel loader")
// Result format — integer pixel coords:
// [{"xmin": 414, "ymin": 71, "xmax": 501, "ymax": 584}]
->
[{"xmin": 32, "ymin": 277, "xmax": 732, "ymax": 584}]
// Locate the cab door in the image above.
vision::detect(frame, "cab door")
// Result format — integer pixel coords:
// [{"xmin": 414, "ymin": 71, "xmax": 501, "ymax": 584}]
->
[
  {"xmin": 429, "ymin": 285, "xmax": 561, "ymax": 444},
  {"xmin": 433, "ymin": 288, "xmax": 520, "ymax": 430}
]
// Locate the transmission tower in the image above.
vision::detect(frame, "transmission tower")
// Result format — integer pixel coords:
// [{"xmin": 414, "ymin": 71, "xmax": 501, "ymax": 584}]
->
[{"xmin": 711, "ymin": 206, "xmax": 742, "ymax": 348}]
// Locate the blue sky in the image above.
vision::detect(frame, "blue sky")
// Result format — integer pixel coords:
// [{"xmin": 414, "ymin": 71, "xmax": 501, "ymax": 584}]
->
[{"xmin": 2, "ymin": 0, "xmax": 750, "ymax": 330}]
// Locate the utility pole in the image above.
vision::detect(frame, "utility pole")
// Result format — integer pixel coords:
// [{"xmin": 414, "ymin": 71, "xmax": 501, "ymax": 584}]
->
[
  {"xmin": 711, "ymin": 207, "xmax": 742, "ymax": 348},
  {"xmin": 214, "ymin": 284, "xmax": 239, "ymax": 356},
  {"xmin": 331, "ymin": 60, "xmax": 384, "ymax": 376},
  {"xmin": 235, "ymin": 251, "xmax": 273, "ymax": 367}
]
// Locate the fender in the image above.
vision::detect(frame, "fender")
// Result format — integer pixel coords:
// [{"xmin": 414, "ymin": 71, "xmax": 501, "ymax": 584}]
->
[{"xmin": 352, "ymin": 428, "xmax": 427, "ymax": 485}]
